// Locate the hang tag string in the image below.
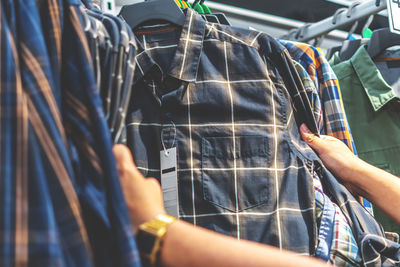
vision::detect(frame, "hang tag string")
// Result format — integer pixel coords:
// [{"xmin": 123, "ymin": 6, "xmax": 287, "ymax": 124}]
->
[{"xmin": 161, "ymin": 121, "xmax": 177, "ymax": 156}]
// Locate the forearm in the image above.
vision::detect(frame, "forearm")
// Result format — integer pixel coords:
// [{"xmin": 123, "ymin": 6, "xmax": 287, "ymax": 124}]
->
[
  {"xmin": 345, "ymin": 158, "xmax": 400, "ymax": 224},
  {"xmin": 160, "ymin": 220, "xmax": 325, "ymax": 267}
]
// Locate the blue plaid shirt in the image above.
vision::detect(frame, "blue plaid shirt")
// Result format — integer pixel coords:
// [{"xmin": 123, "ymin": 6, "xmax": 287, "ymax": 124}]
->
[
  {"xmin": 278, "ymin": 39, "xmax": 373, "ymax": 213},
  {"xmin": 0, "ymin": 0, "xmax": 140, "ymax": 266}
]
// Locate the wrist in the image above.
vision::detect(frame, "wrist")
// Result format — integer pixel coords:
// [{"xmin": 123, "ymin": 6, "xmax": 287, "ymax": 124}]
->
[
  {"xmin": 342, "ymin": 158, "xmax": 371, "ymax": 196},
  {"xmin": 126, "ymin": 202, "xmax": 165, "ymax": 230},
  {"xmin": 136, "ymin": 214, "xmax": 177, "ymax": 267}
]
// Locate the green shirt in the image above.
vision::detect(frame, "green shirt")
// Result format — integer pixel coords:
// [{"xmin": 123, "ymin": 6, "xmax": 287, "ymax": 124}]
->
[{"xmin": 330, "ymin": 46, "xmax": 400, "ymax": 234}]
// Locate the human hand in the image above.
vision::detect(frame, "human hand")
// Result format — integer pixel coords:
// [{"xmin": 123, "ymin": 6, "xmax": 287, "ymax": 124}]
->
[
  {"xmin": 299, "ymin": 124, "xmax": 365, "ymax": 194},
  {"xmin": 113, "ymin": 144, "xmax": 166, "ymax": 232}
]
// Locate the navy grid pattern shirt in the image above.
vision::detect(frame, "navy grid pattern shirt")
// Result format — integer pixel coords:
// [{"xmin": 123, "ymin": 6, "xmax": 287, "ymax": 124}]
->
[
  {"xmin": 0, "ymin": 0, "xmax": 141, "ymax": 266},
  {"xmin": 125, "ymin": 10, "xmax": 400, "ymax": 264},
  {"xmin": 126, "ymin": 8, "xmax": 320, "ymax": 254}
]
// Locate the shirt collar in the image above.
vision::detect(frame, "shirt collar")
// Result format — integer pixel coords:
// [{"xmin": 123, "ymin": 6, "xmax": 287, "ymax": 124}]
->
[
  {"xmin": 350, "ymin": 45, "xmax": 396, "ymax": 111},
  {"xmin": 132, "ymin": 9, "xmax": 206, "ymax": 84}
]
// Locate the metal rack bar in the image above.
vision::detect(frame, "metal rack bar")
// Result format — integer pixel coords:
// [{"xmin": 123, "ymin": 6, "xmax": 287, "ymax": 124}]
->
[
  {"xmin": 282, "ymin": 0, "xmax": 387, "ymax": 42},
  {"xmin": 205, "ymin": 1, "xmax": 355, "ymax": 44}
]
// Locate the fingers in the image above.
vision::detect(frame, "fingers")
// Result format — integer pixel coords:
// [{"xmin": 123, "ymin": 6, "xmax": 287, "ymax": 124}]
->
[
  {"xmin": 113, "ymin": 144, "xmax": 134, "ymax": 165},
  {"xmin": 147, "ymin": 177, "xmax": 163, "ymax": 195},
  {"xmin": 113, "ymin": 144, "xmax": 143, "ymax": 179},
  {"xmin": 299, "ymin": 123, "xmax": 324, "ymax": 153}
]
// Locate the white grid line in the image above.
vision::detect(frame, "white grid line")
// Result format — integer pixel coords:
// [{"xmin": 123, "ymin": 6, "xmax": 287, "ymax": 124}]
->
[
  {"xmin": 363, "ymin": 254, "xmax": 380, "ymax": 266},
  {"xmin": 135, "ymin": 44, "xmax": 178, "ymax": 59},
  {"xmin": 136, "ymin": 165, "xmax": 306, "ymax": 173},
  {"xmin": 143, "ymin": 35, "xmax": 147, "ymax": 50},
  {"xmin": 214, "ymin": 28, "xmax": 248, "ymax": 46},
  {"xmin": 135, "ymin": 57, "xmax": 144, "ymax": 75},
  {"xmin": 339, "ymin": 200, "xmax": 360, "ymax": 209},
  {"xmin": 195, "ymin": 79, "xmax": 269, "ymax": 84},
  {"xmin": 146, "ymin": 44, "xmax": 178, "ymax": 51},
  {"xmin": 287, "ymin": 109, "xmax": 293, "ymax": 126},
  {"xmin": 205, "ymin": 24, "xmax": 215, "ymax": 37},
  {"xmin": 265, "ymin": 55, "xmax": 283, "ymax": 250},
  {"xmin": 127, "ymin": 122, "xmax": 286, "ymax": 128},
  {"xmin": 179, "ymin": 207, "xmax": 315, "ymax": 218},
  {"xmin": 224, "ymin": 41, "xmax": 240, "ymax": 240},
  {"xmin": 187, "ymin": 83, "xmax": 197, "ymax": 225},
  {"xmin": 250, "ymin": 31, "xmax": 262, "ymax": 46},
  {"xmin": 179, "ymin": 11, "xmax": 194, "ymax": 79},
  {"xmin": 180, "ymin": 38, "xmax": 202, "ymax": 43}
]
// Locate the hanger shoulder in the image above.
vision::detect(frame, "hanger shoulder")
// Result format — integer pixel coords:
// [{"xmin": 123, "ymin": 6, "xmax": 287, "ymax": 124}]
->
[
  {"xmin": 367, "ymin": 28, "xmax": 400, "ymax": 58},
  {"xmin": 119, "ymin": 0, "xmax": 185, "ymax": 29}
]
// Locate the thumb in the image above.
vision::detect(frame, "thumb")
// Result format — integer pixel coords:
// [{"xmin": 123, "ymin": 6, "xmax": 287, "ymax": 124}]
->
[
  {"xmin": 299, "ymin": 123, "xmax": 324, "ymax": 153},
  {"xmin": 113, "ymin": 144, "xmax": 143, "ymax": 179}
]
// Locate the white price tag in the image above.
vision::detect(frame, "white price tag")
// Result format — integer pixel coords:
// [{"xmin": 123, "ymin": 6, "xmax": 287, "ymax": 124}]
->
[
  {"xmin": 387, "ymin": 0, "xmax": 400, "ymax": 35},
  {"xmin": 160, "ymin": 147, "xmax": 179, "ymax": 217}
]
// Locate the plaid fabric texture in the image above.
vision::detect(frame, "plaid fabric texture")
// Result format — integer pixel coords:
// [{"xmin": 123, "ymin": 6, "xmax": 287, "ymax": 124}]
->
[
  {"xmin": 278, "ymin": 39, "xmax": 355, "ymax": 151},
  {"xmin": 316, "ymin": 163, "xmax": 400, "ymax": 266},
  {"xmin": 278, "ymin": 40, "xmax": 373, "ymax": 213},
  {"xmin": 312, "ymin": 172, "xmax": 361, "ymax": 266},
  {"xmin": 126, "ymin": 8, "xmax": 333, "ymax": 256},
  {"xmin": 296, "ymin": 62, "xmax": 360, "ymax": 266},
  {"xmin": 0, "ymin": 0, "xmax": 140, "ymax": 266},
  {"xmin": 292, "ymin": 61, "xmax": 322, "ymax": 131}
]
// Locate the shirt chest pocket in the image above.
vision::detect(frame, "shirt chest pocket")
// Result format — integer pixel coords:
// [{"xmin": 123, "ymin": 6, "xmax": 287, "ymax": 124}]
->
[{"xmin": 201, "ymin": 136, "xmax": 273, "ymax": 212}]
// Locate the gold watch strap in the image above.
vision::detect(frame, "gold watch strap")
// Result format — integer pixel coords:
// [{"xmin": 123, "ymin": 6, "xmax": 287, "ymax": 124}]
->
[{"xmin": 137, "ymin": 214, "xmax": 176, "ymax": 267}]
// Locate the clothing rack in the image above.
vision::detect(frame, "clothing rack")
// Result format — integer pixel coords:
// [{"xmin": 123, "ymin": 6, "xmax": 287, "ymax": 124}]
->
[
  {"xmin": 205, "ymin": 1, "xmax": 354, "ymax": 49},
  {"xmin": 281, "ymin": 0, "xmax": 387, "ymax": 42}
]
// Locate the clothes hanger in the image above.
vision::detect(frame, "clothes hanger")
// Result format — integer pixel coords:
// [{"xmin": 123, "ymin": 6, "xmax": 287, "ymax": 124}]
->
[
  {"xmin": 325, "ymin": 45, "xmax": 341, "ymax": 61},
  {"xmin": 196, "ymin": 0, "xmax": 230, "ymax": 25},
  {"xmin": 112, "ymin": 28, "xmax": 136, "ymax": 142},
  {"xmin": 193, "ymin": 0, "xmax": 205, "ymax": 14},
  {"xmin": 182, "ymin": 0, "xmax": 192, "ymax": 8},
  {"xmin": 325, "ymin": 2, "xmax": 361, "ymax": 61},
  {"xmin": 198, "ymin": 0, "xmax": 221, "ymax": 23},
  {"xmin": 366, "ymin": 28, "xmax": 400, "ymax": 59},
  {"xmin": 119, "ymin": 0, "xmax": 186, "ymax": 30},
  {"xmin": 86, "ymin": 8, "xmax": 119, "ymax": 120},
  {"xmin": 338, "ymin": 39, "xmax": 367, "ymax": 61},
  {"xmin": 200, "ymin": 0, "xmax": 211, "ymax": 14},
  {"xmin": 338, "ymin": 14, "xmax": 374, "ymax": 61},
  {"xmin": 108, "ymin": 16, "xmax": 129, "ymax": 132}
]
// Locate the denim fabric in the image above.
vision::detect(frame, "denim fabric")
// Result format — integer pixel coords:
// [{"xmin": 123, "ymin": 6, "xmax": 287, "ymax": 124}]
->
[{"xmin": 316, "ymin": 193, "xmax": 335, "ymax": 261}]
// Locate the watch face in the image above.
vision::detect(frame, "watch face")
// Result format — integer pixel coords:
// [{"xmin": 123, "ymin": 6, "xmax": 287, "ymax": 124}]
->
[{"xmin": 137, "ymin": 231, "xmax": 157, "ymax": 254}]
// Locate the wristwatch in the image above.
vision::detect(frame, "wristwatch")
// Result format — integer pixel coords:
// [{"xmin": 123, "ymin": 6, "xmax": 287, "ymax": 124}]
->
[{"xmin": 136, "ymin": 214, "xmax": 176, "ymax": 267}]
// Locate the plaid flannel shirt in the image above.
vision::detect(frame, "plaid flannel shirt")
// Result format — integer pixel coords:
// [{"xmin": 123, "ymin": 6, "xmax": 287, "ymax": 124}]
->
[
  {"xmin": 278, "ymin": 40, "xmax": 373, "ymax": 213},
  {"xmin": 295, "ymin": 61, "xmax": 361, "ymax": 266},
  {"xmin": 0, "ymin": 0, "xmax": 140, "ymax": 266},
  {"xmin": 278, "ymin": 40, "xmax": 355, "ymax": 151}
]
